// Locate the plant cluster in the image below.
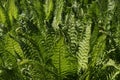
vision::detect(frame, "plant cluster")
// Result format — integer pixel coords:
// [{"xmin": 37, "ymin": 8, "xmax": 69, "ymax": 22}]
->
[{"xmin": 0, "ymin": 0, "xmax": 120, "ymax": 80}]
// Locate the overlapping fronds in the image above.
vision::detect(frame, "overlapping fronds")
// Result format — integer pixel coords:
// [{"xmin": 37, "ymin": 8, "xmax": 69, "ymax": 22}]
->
[{"xmin": 0, "ymin": 0, "xmax": 120, "ymax": 80}]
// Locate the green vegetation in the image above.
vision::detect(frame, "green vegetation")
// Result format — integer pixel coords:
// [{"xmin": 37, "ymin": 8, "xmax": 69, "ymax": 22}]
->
[{"xmin": 0, "ymin": 0, "xmax": 120, "ymax": 80}]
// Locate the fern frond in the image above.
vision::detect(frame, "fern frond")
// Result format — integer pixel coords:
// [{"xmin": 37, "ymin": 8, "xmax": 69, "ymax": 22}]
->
[
  {"xmin": 90, "ymin": 34, "xmax": 106, "ymax": 67},
  {"xmin": 52, "ymin": 35, "xmax": 77, "ymax": 80},
  {"xmin": 0, "ymin": 7, "xmax": 6, "ymax": 23},
  {"xmin": 52, "ymin": 0, "xmax": 64, "ymax": 31},
  {"xmin": 8, "ymin": 0, "xmax": 18, "ymax": 25},
  {"xmin": 67, "ymin": 14, "xmax": 77, "ymax": 54},
  {"xmin": 77, "ymin": 19, "xmax": 91, "ymax": 79},
  {"xmin": 44, "ymin": 0, "xmax": 54, "ymax": 20}
]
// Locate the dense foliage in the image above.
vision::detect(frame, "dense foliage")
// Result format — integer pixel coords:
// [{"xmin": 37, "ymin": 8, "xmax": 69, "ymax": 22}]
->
[{"xmin": 0, "ymin": 0, "xmax": 120, "ymax": 80}]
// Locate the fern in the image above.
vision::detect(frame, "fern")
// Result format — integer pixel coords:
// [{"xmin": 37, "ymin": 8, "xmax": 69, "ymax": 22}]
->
[
  {"xmin": 52, "ymin": 0, "xmax": 64, "ymax": 31},
  {"xmin": 0, "ymin": 6, "xmax": 6, "ymax": 23},
  {"xmin": 77, "ymin": 19, "xmax": 91, "ymax": 80},
  {"xmin": 52, "ymin": 34, "xmax": 76, "ymax": 80},
  {"xmin": 67, "ymin": 13, "xmax": 77, "ymax": 55},
  {"xmin": 1, "ymin": 0, "xmax": 120, "ymax": 80},
  {"xmin": 44, "ymin": 0, "xmax": 54, "ymax": 20},
  {"xmin": 8, "ymin": 0, "xmax": 18, "ymax": 25}
]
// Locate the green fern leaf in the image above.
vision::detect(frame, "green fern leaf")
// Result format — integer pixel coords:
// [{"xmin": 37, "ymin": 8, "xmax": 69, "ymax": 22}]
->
[
  {"xmin": 44, "ymin": 0, "xmax": 54, "ymax": 20},
  {"xmin": 52, "ymin": 0, "xmax": 64, "ymax": 31},
  {"xmin": 8, "ymin": 0, "xmax": 18, "ymax": 25},
  {"xmin": 77, "ymin": 20, "xmax": 91, "ymax": 78},
  {"xmin": 0, "ymin": 7, "xmax": 6, "ymax": 23}
]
